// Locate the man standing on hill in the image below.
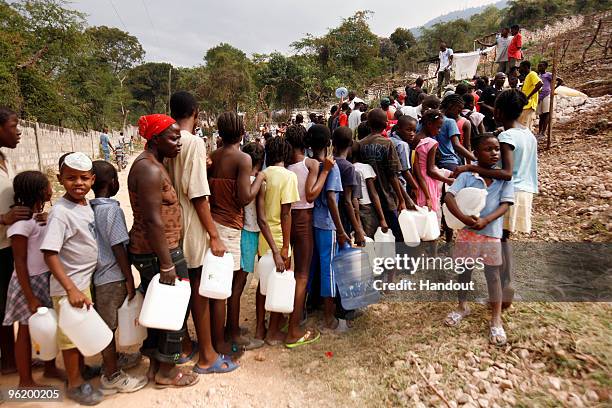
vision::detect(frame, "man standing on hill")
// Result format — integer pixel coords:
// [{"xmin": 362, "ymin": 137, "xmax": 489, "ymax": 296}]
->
[
  {"xmin": 518, "ymin": 61, "xmax": 543, "ymax": 131},
  {"xmin": 478, "ymin": 27, "xmax": 513, "ymax": 74},
  {"xmin": 436, "ymin": 42, "xmax": 454, "ymax": 97},
  {"xmin": 479, "ymin": 72, "xmax": 507, "ymax": 132},
  {"xmin": 508, "ymin": 25, "xmax": 523, "ymax": 69}
]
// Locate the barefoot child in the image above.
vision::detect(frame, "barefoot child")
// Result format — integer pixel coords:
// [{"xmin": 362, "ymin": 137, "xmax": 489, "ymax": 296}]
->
[
  {"xmin": 444, "ymin": 134, "xmax": 514, "ymax": 346},
  {"xmin": 306, "ymin": 125, "xmax": 349, "ymax": 331},
  {"xmin": 209, "ymin": 112, "xmax": 265, "ymax": 356},
  {"xmin": 227, "ymin": 142, "xmax": 265, "ymax": 350},
  {"xmin": 2, "ymin": 171, "xmax": 63, "ymax": 387},
  {"xmin": 256, "ymin": 136, "xmax": 300, "ymax": 344},
  {"xmin": 90, "ymin": 161, "xmax": 147, "ymax": 394},
  {"xmin": 41, "ymin": 152, "xmax": 104, "ymax": 405},
  {"xmin": 285, "ymin": 125, "xmax": 333, "ymax": 347}
]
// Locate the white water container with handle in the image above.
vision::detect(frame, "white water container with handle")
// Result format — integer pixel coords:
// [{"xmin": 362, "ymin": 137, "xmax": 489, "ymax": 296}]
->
[
  {"xmin": 265, "ymin": 270, "xmax": 296, "ymax": 313},
  {"xmin": 139, "ymin": 274, "xmax": 191, "ymax": 331},
  {"xmin": 374, "ymin": 227, "xmax": 395, "ymax": 261},
  {"xmin": 117, "ymin": 292, "xmax": 147, "ymax": 347},
  {"xmin": 256, "ymin": 251, "xmax": 275, "ymax": 295},
  {"xmin": 199, "ymin": 249, "xmax": 234, "ymax": 300},
  {"xmin": 28, "ymin": 307, "xmax": 58, "ymax": 361},
  {"xmin": 58, "ymin": 298, "xmax": 112, "ymax": 357},
  {"xmin": 398, "ymin": 210, "xmax": 421, "ymax": 247},
  {"xmin": 442, "ymin": 187, "xmax": 488, "ymax": 230}
]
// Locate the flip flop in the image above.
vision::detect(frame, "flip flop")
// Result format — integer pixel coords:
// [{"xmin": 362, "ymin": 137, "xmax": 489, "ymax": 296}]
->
[
  {"xmin": 192, "ymin": 354, "xmax": 239, "ymax": 374},
  {"xmin": 154, "ymin": 369, "xmax": 199, "ymax": 389},
  {"xmin": 177, "ymin": 341, "xmax": 198, "ymax": 364},
  {"xmin": 245, "ymin": 338, "xmax": 265, "ymax": 350},
  {"xmin": 264, "ymin": 338, "xmax": 283, "ymax": 346},
  {"xmin": 285, "ymin": 329, "xmax": 321, "ymax": 349},
  {"xmin": 444, "ymin": 310, "xmax": 470, "ymax": 327},
  {"xmin": 489, "ymin": 325, "xmax": 507, "ymax": 347}
]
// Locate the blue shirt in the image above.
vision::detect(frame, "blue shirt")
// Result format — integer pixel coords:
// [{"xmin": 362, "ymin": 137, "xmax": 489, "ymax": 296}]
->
[
  {"xmin": 447, "ymin": 171, "xmax": 515, "ymax": 238},
  {"xmin": 498, "ymin": 128, "xmax": 538, "ymax": 194},
  {"xmin": 90, "ymin": 198, "xmax": 129, "ymax": 286},
  {"xmin": 313, "ymin": 163, "xmax": 343, "ymax": 230},
  {"xmin": 435, "ymin": 117, "xmax": 460, "ymax": 166},
  {"xmin": 100, "ymin": 133, "xmax": 110, "ymax": 152},
  {"xmin": 390, "ymin": 132, "xmax": 411, "ymax": 171}
]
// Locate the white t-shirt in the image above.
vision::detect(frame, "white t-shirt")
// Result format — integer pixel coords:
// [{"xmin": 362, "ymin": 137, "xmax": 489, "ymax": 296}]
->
[
  {"xmin": 348, "ymin": 97, "xmax": 364, "ymax": 110},
  {"xmin": 495, "ymin": 35, "xmax": 513, "ymax": 63},
  {"xmin": 243, "ymin": 176, "xmax": 260, "ymax": 232},
  {"xmin": 40, "ymin": 197, "xmax": 98, "ymax": 296},
  {"xmin": 348, "ymin": 110, "xmax": 362, "ymax": 131},
  {"xmin": 439, "ymin": 48, "xmax": 454, "ymax": 70},
  {"xmin": 354, "ymin": 163, "xmax": 376, "ymax": 205},
  {"xmin": 7, "ymin": 219, "xmax": 48, "ymax": 277}
]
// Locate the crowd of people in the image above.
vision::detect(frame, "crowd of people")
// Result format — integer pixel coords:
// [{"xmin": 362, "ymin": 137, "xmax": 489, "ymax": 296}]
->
[{"xmin": 0, "ymin": 46, "xmax": 548, "ymax": 404}]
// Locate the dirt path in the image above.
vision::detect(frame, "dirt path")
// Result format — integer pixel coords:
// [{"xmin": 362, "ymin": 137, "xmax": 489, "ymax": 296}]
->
[{"xmin": 1, "ymin": 154, "xmax": 336, "ymax": 408}]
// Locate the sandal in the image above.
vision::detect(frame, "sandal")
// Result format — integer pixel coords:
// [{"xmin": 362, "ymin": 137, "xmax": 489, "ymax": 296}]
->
[
  {"xmin": 154, "ymin": 368, "xmax": 199, "ymax": 388},
  {"xmin": 192, "ymin": 354, "xmax": 239, "ymax": 374},
  {"xmin": 489, "ymin": 325, "xmax": 507, "ymax": 346},
  {"xmin": 444, "ymin": 309, "xmax": 470, "ymax": 327},
  {"xmin": 285, "ymin": 329, "xmax": 321, "ymax": 349},
  {"xmin": 176, "ymin": 341, "xmax": 198, "ymax": 364},
  {"xmin": 245, "ymin": 338, "xmax": 265, "ymax": 350}
]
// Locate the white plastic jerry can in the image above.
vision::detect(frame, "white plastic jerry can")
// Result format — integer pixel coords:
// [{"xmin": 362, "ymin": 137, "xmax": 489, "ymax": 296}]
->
[
  {"xmin": 374, "ymin": 227, "xmax": 395, "ymax": 261},
  {"xmin": 58, "ymin": 299, "xmax": 113, "ymax": 357},
  {"xmin": 28, "ymin": 307, "xmax": 59, "ymax": 361},
  {"xmin": 117, "ymin": 292, "xmax": 147, "ymax": 347},
  {"xmin": 139, "ymin": 274, "xmax": 191, "ymax": 331},
  {"xmin": 264, "ymin": 270, "xmax": 296, "ymax": 313},
  {"xmin": 442, "ymin": 187, "xmax": 488, "ymax": 230},
  {"xmin": 199, "ymin": 249, "xmax": 234, "ymax": 300},
  {"xmin": 256, "ymin": 251, "xmax": 275, "ymax": 296},
  {"xmin": 398, "ymin": 210, "xmax": 421, "ymax": 247}
]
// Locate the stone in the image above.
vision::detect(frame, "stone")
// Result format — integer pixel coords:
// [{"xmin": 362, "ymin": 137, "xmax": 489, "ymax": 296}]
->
[
  {"xmin": 473, "ymin": 371, "xmax": 490, "ymax": 380},
  {"xmin": 585, "ymin": 390, "xmax": 599, "ymax": 402},
  {"xmin": 518, "ymin": 349, "xmax": 529, "ymax": 359},
  {"xmin": 477, "ymin": 398, "xmax": 489, "ymax": 408},
  {"xmin": 457, "ymin": 393, "xmax": 470, "ymax": 404},
  {"xmin": 499, "ymin": 379, "xmax": 513, "ymax": 390},
  {"xmin": 548, "ymin": 376, "xmax": 562, "ymax": 390}
]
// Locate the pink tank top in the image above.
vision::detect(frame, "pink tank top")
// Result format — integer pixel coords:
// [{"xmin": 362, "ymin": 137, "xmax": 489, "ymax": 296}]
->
[{"xmin": 288, "ymin": 158, "xmax": 313, "ymax": 210}]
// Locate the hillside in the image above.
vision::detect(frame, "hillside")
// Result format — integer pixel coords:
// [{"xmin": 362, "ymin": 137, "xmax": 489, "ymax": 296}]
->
[{"xmin": 411, "ymin": 0, "xmax": 508, "ymax": 37}]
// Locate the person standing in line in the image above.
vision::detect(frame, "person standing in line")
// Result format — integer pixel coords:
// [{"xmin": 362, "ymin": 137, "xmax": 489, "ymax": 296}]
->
[
  {"xmin": 536, "ymin": 61, "xmax": 563, "ymax": 137},
  {"xmin": 436, "ymin": 41, "xmax": 454, "ymax": 97},
  {"xmin": 0, "ymin": 108, "xmax": 34, "ymax": 376},
  {"xmin": 518, "ymin": 61, "xmax": 543, "ymax": 132}
]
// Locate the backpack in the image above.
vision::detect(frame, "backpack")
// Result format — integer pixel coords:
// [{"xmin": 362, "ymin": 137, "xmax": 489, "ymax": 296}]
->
[{"xmin": 330, "ymin": 116, "xmax": 340, "ymax": 132}]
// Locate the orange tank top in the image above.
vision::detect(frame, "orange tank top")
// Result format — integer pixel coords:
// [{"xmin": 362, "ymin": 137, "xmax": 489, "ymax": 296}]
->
[
  {"xmin": 129, "ymin": 156, "xmax": 182, "ymax": 254},
  {"xmin": 209, "ymin": 178, "xmax": 243, "ymax": 230}
]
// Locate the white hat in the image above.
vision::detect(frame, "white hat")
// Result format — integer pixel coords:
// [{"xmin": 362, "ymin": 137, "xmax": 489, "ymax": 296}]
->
[{"xmin": 63, "ymin": 152, "xmax": 92, "ymax": 171}]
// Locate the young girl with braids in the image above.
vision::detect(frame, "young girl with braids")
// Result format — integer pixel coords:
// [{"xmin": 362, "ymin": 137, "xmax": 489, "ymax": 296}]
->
[{"xmin": 2, "ymin": 171, "xmax": 64, "ymax": 387}]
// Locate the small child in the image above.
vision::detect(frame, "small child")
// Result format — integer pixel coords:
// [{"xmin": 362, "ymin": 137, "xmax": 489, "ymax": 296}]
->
[
  {"xmin": 411, "ymin": 110, "xmax": 454, "ymax": 213},
  {"xmin": 2, "ymin": 171, "xmax": 63, "ymax": 387},
  {"xmin": 285, "ymin": 125, "xmax": 332, "ymax": 347},
  {"xmin": 306, "ymin": 125, "xmax": 348, "ymax": 331},
  {"xmin": 444, "ymin": 134, "xmax": 514, "ymax": 346},
  {"xmin": 353, "ymin": 156, "xmax": 389, "ymax": 239},
  {"xmin": 90, "ymin": 160, "xmax": 147, "ymax": 394},
  {"xmin": 332, "ymin": 126, "xmax": 366, "ymax": 246},
  {"xmin": 40, "ymin": 152, "xmax": 103, "ymax": 405},
  {"xmin": 256, "ymin": 136, "xmax": 300, "ymax": 344},
  {"xmin": 394, "ymin": 115, "xmax": 420, "ymax": 199},
  {"xmin": 229, "ymin": 142, "xmax": 265, "ymax": 350}
]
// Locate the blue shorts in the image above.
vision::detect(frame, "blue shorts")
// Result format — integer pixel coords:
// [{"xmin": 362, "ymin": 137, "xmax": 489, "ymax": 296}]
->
[
  {"xmin": 240, "ymin": 230, "xmax": 259, "ymax": 273},
  {"xmin": 309, "ymin": 228, "xmax": 337, "ymax": 298},
  {"xmin": 103, "ymin": 150, "xmax": 110, "ymax": 161}
]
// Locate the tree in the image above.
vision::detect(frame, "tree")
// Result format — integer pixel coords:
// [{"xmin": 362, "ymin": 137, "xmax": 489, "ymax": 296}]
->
[
  {"xmin": 203, "ymin": 43, "xmax": 253, "ymax": 112},
  {"xmin": 390, "ymin": 28, "xmax": 416, "ymax": 52},
  {"xmin": 126, "ymin": 62, "xmax": 176, "ymax": 117},
  {"xmin": 86, "ymin": 26, "xmax": 145, "ymax": 75}
]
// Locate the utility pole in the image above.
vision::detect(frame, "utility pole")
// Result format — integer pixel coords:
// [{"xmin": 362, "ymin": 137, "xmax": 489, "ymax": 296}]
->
[{"xmin": 168, "ymin": 67, "xmax": 172, "ymax": 115}]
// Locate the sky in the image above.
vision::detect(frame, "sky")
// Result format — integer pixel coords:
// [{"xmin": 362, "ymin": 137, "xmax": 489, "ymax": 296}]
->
[{"xmin": 68, "ymin": 0, "xmax": 499, "ymax": 67}]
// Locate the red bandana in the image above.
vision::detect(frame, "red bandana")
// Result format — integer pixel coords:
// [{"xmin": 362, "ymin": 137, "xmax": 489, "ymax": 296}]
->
[{"xmin": 138, "ymin": 114, "xmax": 176, "ymax": 140}]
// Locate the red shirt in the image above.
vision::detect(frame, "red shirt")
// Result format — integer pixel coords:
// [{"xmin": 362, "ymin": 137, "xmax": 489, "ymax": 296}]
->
[
  {"xmin": 339, "ymin": 113, "xmax": 348, "ymax": 127},
  {"xmin": 472, "ymin": 91, "xmax": 480, "ymax": 112},
  {"xmin": 508, "ymin": 33, "xmax": 522, "ymax": 60}
]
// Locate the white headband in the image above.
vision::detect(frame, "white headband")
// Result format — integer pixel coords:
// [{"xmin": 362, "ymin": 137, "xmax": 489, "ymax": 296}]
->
[{"xmin": 63, "ymin": 152, "xmax": 92, "ymax": 171}]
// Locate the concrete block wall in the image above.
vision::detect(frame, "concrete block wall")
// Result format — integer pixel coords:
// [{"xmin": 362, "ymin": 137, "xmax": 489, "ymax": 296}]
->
[{"xmin": 1, "ymin": 121, "xmax": 138, "ymax": 174}]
